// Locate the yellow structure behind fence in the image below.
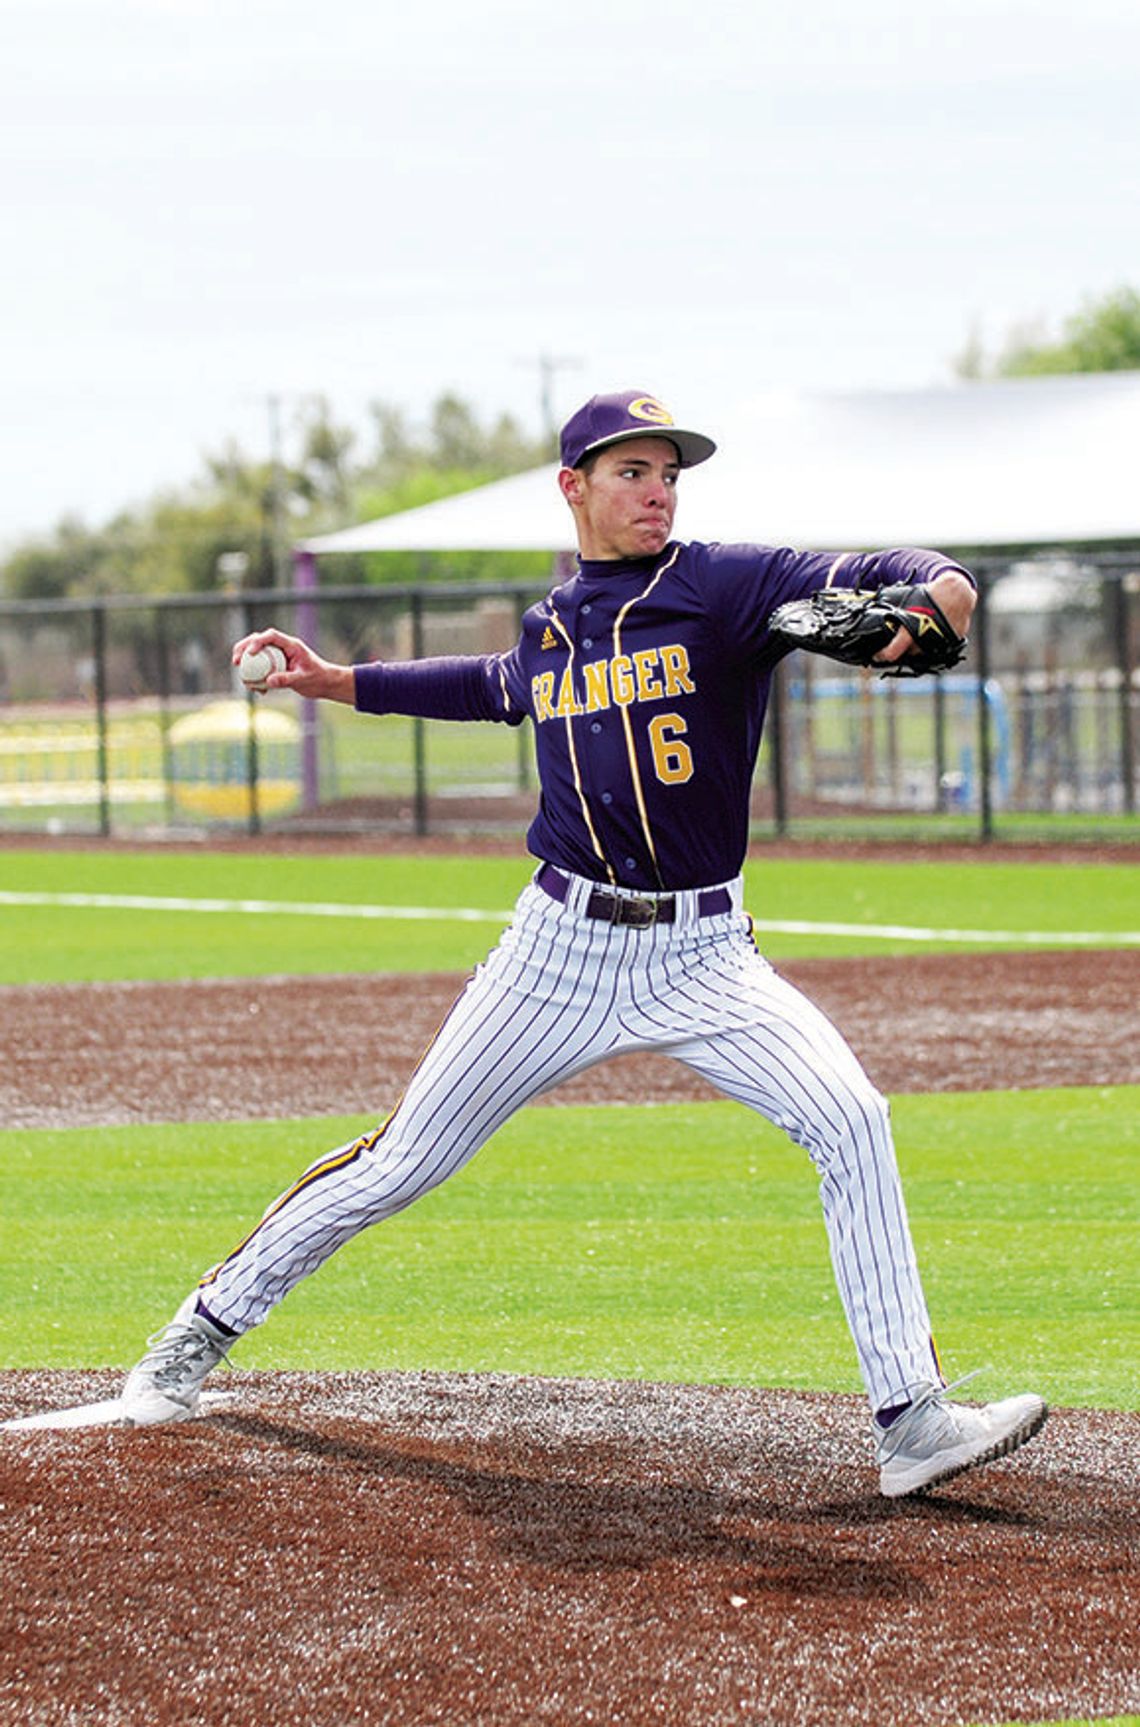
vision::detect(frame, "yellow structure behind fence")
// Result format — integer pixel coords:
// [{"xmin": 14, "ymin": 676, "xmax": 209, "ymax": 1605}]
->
[
  {"xmin": 0, "ymin": 701, "xmax": 301, "ymax": 822},
  {"xmin": 169, "ymin": 701, "xmax": 300, "ymax": 821},
  {"xmin": 0, "ymin": 713, "xmax": 165, "ymax": 809}
]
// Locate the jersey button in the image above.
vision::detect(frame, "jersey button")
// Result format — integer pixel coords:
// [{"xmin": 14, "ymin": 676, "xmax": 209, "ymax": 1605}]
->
[
  {"xmin": 581, "ymin": 603, "xmax": 592, "ymax": 614},
  {"xmin": 590, "ymin": 722, "xmax": 602, "ymax": 734},
  {"xmin": 624, "ymin": 857, "xmax": 637, "ymax": 871},
  {"xmin": 582, "ymin": 638, "xmax": 593, "ymax": 649},
  {"xmin": 601, "ymin": 792, "xmax": 613, "ymax": 804}
]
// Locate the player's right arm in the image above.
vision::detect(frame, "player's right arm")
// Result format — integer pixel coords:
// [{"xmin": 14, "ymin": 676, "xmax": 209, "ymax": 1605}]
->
[
  {"xmin": 231, "ymin": 630, "xmax": 355, "ymax": 703},
  {"xmin": 354, "ymin": 652, "xmax": 526, "ymax": 724},
  {"xmin": 231, "ymin": 632, "xmax": 526, "ymax": 722}
]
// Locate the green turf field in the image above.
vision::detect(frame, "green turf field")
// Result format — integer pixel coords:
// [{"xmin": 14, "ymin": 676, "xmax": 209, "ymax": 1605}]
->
[
  {"xmin": 0, "ymin": 847, "xmax": 1136, "ymax": 980},
  {"xmin": 1, "ymin": 848, "xmax": 1135, "ymax": 1405},
  {"xmin": 2, "ymin": 1087, "xmax": 1135, "ymax": 1411},
  {"xmin": 986, "ymin": 1720, "xmax": 1139, "ymax": 1727},
  {"xmin": 989, "ymin": 1719, "xmax": 1140, "ymax": 1727}
]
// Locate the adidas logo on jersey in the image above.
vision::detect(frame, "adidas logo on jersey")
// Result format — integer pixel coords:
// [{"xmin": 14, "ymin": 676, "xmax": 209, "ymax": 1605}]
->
[{"xmin": 540, "ymin": 625, "xmax": 559, "ymax": 650}]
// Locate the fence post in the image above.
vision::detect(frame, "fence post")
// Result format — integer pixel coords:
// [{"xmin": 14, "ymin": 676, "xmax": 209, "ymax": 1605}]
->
[
  {"xmin": 860, "ymin": 673, "xmax": 875, "ymax": 805},
  {"xmin": 769, "ymin": 658, "xmax": 788, "ymax": 834},
  {"xmin": 802, "ymin": 654, "xmax": 816, "ymax": 798},
  {"xmin": 155, "ymin": 606, "xmax": 176, "ymax": 827},
  {"xmin": 92, "ymin": 603, "xmax": 111, "ymax": 837},
  {"xmin": 1112, "ymin": 573, "xmax": 1135, "ymax": 814},
  {"xmin": 294, "ymin": 550, "xmax": 320, "ymax": 814},
  {"xmin": 932, "ymin": 676, "xmax": 946, "ymax": 812},
  {"xmin": 240, "ymin": 600, "xmax": 261, "ymax": 836},
  {"xmin": 411, "ymin": 592, "xmax": 428, "ymax": 836},
  {"xmin": 975, "ymin": 576, "xmax": 994, "ymax": 841}
]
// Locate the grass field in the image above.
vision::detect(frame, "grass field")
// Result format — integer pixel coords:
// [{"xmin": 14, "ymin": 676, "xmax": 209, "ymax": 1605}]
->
[
  {"xmin": 2, "ymin": 1087, "xmax": 1136, "ymax": 1413},
  {"xmin": 1, "ymin": 847, "xmax": 1137, "ymax": 981},
  {"xmin": 995, "ymin": 1720, "xmax": 1139, "ymax": 1727},
  {"xmin": 2, "ymin": 845, "xmax": 1134, "ymax": 1405}
]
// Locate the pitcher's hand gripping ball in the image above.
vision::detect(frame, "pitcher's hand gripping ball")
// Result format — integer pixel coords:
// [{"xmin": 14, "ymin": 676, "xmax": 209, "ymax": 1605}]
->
[
  {"xmin": 239, "ymin": 643, "xmax": 287, "ymax": 693},
  {"xmin": 768, "ymin": 582, "xmax": 968, "ymax": 677}
]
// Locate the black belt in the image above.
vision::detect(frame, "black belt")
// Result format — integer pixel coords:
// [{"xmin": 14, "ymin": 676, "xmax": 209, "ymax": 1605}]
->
[{"xmin": 536, "ymin": 862, "xmax": 731, "ymax": 928}]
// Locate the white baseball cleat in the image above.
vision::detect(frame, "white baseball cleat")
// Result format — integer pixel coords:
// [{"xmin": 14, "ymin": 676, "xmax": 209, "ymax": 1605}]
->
[
  {"xmin": 120, "ymin": 1294, "xmax": 232, "ymax": 1426},
  {"xmin": 876, "ymin": 1379, "xmax": 1048, "ymax": 1498}
]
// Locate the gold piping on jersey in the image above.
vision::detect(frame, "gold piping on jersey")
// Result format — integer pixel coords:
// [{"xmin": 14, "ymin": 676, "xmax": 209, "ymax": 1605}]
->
[
  {"xmin": 496, "ymin": 663, "xmax": 513, "ymax": 713},
  {"xmin": 547, "ymin": 605, "xmax": 616, "ymax": 883},
  {"xmin": 612, "ymin": 544, "xmax": 682, "ymax": 888}
]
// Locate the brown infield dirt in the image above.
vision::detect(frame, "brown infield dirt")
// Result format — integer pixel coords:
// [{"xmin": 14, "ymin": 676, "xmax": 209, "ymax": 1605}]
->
[{"xmin": 2, "ymin": 844, "xmax": 1138, "ymax": 1726}]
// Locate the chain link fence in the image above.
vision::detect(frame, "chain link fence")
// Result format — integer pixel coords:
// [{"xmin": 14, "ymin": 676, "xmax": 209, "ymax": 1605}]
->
[{"xmin": 0, "ymin": 552, "xmax": 1136, "ymax": 845}]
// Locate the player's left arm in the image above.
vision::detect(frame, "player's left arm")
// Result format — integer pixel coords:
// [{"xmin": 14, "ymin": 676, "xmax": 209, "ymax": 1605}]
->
[
  {"xmin": 766, "ymin": 546, "xmax": 976, "ymax": 667},
  {"xmin": 873, "ymin": 569, "xmax": 976, "ymax": 667},
  {"xmin": 698, "ymin": 543, "xmax": 975, "ymax": 666}
]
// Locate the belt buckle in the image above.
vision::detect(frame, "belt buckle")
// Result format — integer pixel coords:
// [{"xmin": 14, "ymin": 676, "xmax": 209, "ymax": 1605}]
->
[{"xmin": 622, "ymin": 896, "xmax": 658, "ymax": 928}]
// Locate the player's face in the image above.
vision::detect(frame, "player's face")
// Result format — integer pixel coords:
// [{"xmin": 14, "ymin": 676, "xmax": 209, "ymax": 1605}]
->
[{"xmin": 560, "ymin": 437, "xmax": 681, "ymax": 559}]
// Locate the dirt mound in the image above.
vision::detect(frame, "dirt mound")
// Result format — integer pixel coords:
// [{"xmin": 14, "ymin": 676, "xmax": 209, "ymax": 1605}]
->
[
  {"xmin": 1, "ymin": 1372, "xmax": 1136, "ymax": 1727},
  {"xmin": 3, "ymin": 947, "xmax": 1136, "ymax": 1129}
]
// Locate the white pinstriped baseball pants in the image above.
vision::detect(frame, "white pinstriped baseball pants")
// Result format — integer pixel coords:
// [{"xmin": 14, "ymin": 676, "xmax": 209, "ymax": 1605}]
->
[{"xmin": 197, "ymin": 869, "xmax": 938, "ymax": 1412}]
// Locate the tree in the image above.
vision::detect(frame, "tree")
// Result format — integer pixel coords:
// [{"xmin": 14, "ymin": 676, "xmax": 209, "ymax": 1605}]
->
[
  {"xmin": 958, "ymin": 286, "xmax": 1140, "ymax": 378},
  {"xmin": 361, "ymin": 393, "xmax": 547, "ymax": 487},
  {"xmin": 295, "ymin": 396, "xmax": 357, "ymax": 512},
  {"xmin": 1, "ymin": 390, "xmax": 549, "ymax": 602},
  {"xmin": 2, "ymin": 516, "xmax": 105, "ymax": 602},
  {"xmin": 429, "ymin": 393, "xmax": 485, "ymax": 469}
]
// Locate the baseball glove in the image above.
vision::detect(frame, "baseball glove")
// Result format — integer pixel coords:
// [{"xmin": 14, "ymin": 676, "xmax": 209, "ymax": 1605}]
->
[{"xmin": 766, "ymin": 582, "xmax": 968, "ymax": 678}]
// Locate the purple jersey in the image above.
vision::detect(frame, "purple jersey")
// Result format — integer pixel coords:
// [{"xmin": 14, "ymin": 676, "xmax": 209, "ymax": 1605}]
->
[{"xmin": 354, "ymin": 539, "xmax": 968, "ymax": 890}]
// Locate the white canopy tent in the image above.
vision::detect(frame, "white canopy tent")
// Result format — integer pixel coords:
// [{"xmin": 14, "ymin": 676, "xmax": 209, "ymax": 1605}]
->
[{"xmin": 301, "ymin": 371, "xmax": 1140, "ymax": 557}]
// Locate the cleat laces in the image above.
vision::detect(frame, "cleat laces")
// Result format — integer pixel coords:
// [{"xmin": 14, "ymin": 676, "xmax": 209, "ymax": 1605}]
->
[
  {"xmin": 876, "ymin": 1367, "xmax": 986, "ymax": 1464},
  {"xmin": 138, "ymin": 1319, "xmax": 230, "ymax": 1393}
]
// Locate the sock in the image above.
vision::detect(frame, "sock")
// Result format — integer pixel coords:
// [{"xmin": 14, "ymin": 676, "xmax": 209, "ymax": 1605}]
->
[
  {"xmin": 874, "ymin": 1399, "xmax": 912, "ymax": 1430},
  {"xmin": 194, "ymin": 1296, "xmax": 237, "ymax": 1338}
]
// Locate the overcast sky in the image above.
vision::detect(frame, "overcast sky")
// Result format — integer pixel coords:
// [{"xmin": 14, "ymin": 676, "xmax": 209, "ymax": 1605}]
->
[{"xmin": 2, "ymin": 0, "xmax": 1138, "ymax": 548}]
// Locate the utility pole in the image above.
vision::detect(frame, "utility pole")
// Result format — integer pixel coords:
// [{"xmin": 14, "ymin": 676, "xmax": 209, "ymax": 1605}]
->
[{"xmin": 519, "ymin": 353, "xmax": 582, "ymax": 457}]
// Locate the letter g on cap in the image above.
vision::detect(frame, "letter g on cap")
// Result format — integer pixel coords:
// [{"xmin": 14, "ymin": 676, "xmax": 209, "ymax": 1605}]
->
[{"xmin": 627, "ymin": 397, "xmax": 675, "ymax": 426}]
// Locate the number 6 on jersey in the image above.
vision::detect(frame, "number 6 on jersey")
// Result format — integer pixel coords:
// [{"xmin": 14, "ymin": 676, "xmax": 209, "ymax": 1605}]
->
[{"xmin": 648, "ymin": 712, "xmax": 693, "ymax": 783}]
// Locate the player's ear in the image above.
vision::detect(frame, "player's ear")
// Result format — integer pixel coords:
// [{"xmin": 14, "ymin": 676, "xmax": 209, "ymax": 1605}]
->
[{"xmin": 558, "ymin": 466, "xmax": 586, "ymax": 507}]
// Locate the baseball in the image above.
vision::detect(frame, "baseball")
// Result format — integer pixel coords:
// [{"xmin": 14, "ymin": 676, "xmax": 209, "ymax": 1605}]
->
[{"xmin": 239, "ymin": 643, "xmax": 287, "ymax": 692}]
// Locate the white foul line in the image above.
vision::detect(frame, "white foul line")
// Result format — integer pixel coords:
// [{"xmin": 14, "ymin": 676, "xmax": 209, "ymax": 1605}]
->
[
  {"xmin": 0, "ymin": 891, "xmax": 511, "ymax": 923},
  {"xmin": 0, "ymin": 890, "xmax": 1136, "ymax": 945},
  {"xmin": 750, "ymin": 918, "xmax": 1139, "ymax": 945}
]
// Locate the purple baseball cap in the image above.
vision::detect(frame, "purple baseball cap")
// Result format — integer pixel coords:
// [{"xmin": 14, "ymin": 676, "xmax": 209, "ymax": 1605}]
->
[{"xmin": 559, "ymin": 390, "xmax": 717, "ymax": 471}]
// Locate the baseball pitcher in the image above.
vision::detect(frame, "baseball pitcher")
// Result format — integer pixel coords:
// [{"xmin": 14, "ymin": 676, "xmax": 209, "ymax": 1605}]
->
[{"xmin": 122, "ymin": 389, "xmax": 1046, "ymax": 1497}]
